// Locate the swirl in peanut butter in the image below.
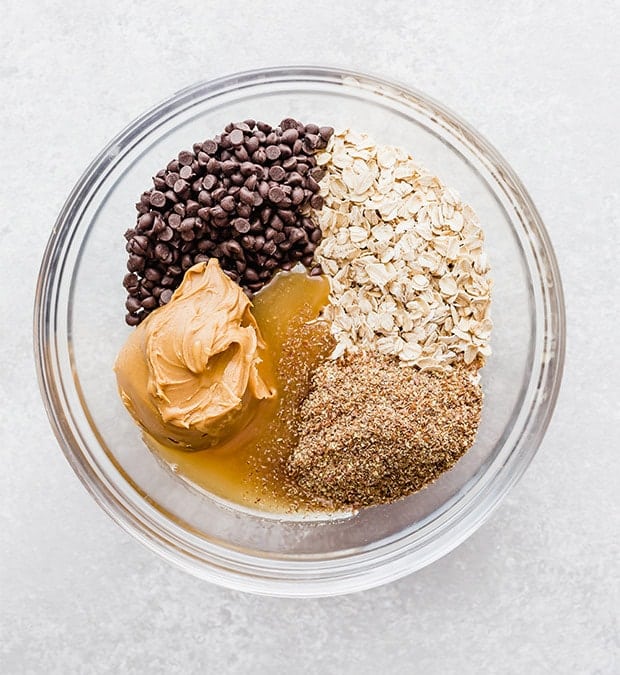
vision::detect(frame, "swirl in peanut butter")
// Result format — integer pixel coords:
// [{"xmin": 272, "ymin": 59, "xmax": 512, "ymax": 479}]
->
[{"xmin": 115, "ymin": 260, "xmax": 276, "ymax": 450}]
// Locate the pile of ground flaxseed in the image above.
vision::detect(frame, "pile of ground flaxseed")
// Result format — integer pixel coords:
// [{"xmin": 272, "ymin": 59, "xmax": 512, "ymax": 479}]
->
[{"xmin": 287, "ymin": 351, "xmax": 482, "ymax": 508}]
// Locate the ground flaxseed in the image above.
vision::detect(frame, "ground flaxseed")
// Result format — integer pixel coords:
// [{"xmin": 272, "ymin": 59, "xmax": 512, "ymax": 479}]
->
[{"xmin": 287, "ymin": 350, "xmax": 483, "ymax": 508}]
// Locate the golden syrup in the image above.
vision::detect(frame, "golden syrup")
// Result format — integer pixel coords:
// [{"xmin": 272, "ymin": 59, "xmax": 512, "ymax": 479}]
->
[{"xmin": 151, "ymin": 270, "xmax": 333, "ymax": 513}]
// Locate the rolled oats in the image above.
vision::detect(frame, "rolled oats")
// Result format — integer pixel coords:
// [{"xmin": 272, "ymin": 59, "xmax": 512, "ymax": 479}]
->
[{"xmin": 314, "ymin": 129, "xmax": 493, "ymax": 371}]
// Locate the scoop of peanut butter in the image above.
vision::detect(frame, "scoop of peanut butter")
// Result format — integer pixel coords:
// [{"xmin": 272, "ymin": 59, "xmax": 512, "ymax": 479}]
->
[{"xmin": 114, "ymin": 259, "xmax": 276, "ymax": 450}]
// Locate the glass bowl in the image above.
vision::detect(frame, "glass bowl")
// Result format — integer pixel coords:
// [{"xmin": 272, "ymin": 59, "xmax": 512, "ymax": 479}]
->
[{"xmin": 34, "ymin": 67, "xmax": 565, "ymax": 597}]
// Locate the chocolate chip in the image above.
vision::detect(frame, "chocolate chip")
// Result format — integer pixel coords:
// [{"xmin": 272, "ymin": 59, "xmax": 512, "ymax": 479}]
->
[
  {"xmin": 280, "ymin": 118, "xmax": 297, "ymax": 131},
  {"xmin": 265, "ymin": 145, "xmax": 281, "ymax": 161},
  {"xmin": 310, "ymin": 228, "xmax": 322, "ymax": 243},
  {"xmin": 310, "ymin": 194, "xmax": 324, "ymax": 209},
  {"xmin": 268, "ymin": 165, "xmax": 286, "ymax": 182},
  {"xmin": 228, "ymin": 129, "xmax": 244, "ymax": 146},
  {"xmin": 281, "ymin": 128, "xmax": 299, "ymax": 145},
  {"xmin": 268, "ymin": 186, "xmax": 285, "ymax": 203},
  {"xmin": 236, "ymin": 204, "xmax": 252, "ymax": 219},
  {"xmin": 173, "ymin": 179, "xmax": 188, "ymax": 194},
  {"xmin": 166, "ymin": 174, "xmax": 180, "ymax": 191},
  {"xmin": 233, "ymin": 218, "xmax": 251, "ymax": 234},
  {"xmin": 149, "ymin": 191, "xmax": 166, "ymax": 208},
  {"xmin": 220, "ymin": 195, "xmax": 236, "ymax": 212},
  {"xmin": 178, "ymin": 151, "xmax": 194, "ymax": 166},
  {"xmin": 179, "ymin": 165, "xmax": 193, "ymax": 180}
]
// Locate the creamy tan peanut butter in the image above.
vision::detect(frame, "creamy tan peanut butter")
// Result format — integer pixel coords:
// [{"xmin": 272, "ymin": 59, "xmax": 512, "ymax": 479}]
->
[{"xmin": 114, "ymin": 259, "xmax": 276, "ymax": 450}]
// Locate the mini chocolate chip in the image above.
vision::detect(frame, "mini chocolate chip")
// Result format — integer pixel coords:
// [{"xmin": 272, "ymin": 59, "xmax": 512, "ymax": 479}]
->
[
  {"xmin": 280, "ymin": 118, "xmax": 297, "ymax": 130},
  {"xmin": 310, "ymin": 228, "xmax": 322, "ymax": 243},
  {"xmin": 268, "ymin": 165, "xmax": 286, "ymax": 182},
  {"xmin": 227, "ymin": 240, "xmax": 243, "ymax": 258},
  {"xmin": 173, "ymin": 179, "xmax": 188, "ymax": 194},
  {"xmin": 181, "ymin": 229, "xmax": 195, "ymax": 242},
  {"xmin": 291, "ymin": 186, "xmax": 305, "ymax": 205},
  {"xmin": 234, "ymin": 147, "xmax": 248, "ymax": 163},
  {"xmin": 268, "ymin": 186, "xmax": 285, "ymax": 203},
  {"xmin": 270, "ymin": 214, "xmax": 284, "ymax": 231},
  {"xmin": 252, "ymin": 148, "xmax": 267, "ymax": 164},
  {"xmin": 201, "ymin": 139, "xmax": 217, "ymax": 155},
  {"xmin": 149, "ymin": 191, "xmax": 166, "ymax": 208},
  {"xmin": 125, "ymin": 296, "xmax": 142, "ymax": 312},
  {"xmin": 281, "ymin": 128, "xmax": 299, "ymax": 145},
  {"xmin": 206, "ymin": 158, "xmax": 221, "ymax": 174},
  {"xmin": 168, "ymin": 214, "xmax": 181, "ymax": 229},
  {"xmin": 244, "ymin": 268, "xmax": 259, "ymax": 282},
  {"xmin": 245, "ymin": 136, "xmax": 259, "ymax": 154},
  {"xmin": 239, "ymin": 161, "xmax": 255, "ymax": 177},
  {"xmin": 228, "ymin": 129, "xmax": 244, "ymax": 146},
  {"xmin": 178, "ymin": 151, "xmax": 194, "ymax": 166},
  {"xmin": 257, "ymin": 181, "xmax": 270, "ymax": 199},
  {"xmin": 202, "ymin": 174, "xmax": 217, "ymax": 190},
  {"xmin": 179, "ymin": 165, "xmax": 193, "ymax": 180},
  {"xmin": 278, "ymin": 144, "xmax": 293, "ymax": 159},
  {"xmin": 263, "ymin": 240, "xmax": 277, "ymax": 255},
  {"xmin": 238, "ymin": 186, "xmax": 254, "ymax": 205},
  {"xmin": 288, "ymin": 227, "xmax": 306, "ymax": 244},
  {"xmin": 233, "ymin": 218, "xmax": 251, "ymax": 234},
  {"xmin": 279, "ymin": 210, "xmax": 296, "ymax": 225},
  {"xmin": 220, "ymin": 196, "xmax": 236, "ymax": 212},
  {"xmin": 127, "ymin": 255, "xmax": 145, "ymax": 272},
  {"xmin": 123, "ymin": 272, "xmax": 139, "ymax": 289},
  {"xmin": 265, "ymin": 145, "xmax": 281, "ymax": 161},
  {"xmin": 310, "ymin": 194, "xmax": 324, "ymax": 209},
  {"xmin": 221, "ymin": 160, "xmax": 236, "ymax": 175}
]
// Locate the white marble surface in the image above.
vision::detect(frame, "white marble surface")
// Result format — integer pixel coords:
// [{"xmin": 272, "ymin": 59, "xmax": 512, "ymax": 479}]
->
[{"xmin": 1, "ymin": 1, "xmax": 619, "ymax": 673}]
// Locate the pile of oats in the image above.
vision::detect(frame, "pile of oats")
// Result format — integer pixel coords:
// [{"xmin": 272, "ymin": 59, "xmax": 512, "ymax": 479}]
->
[{"xmin": 313, "ymin": 129, "xmax": 492, "ymax": 371}]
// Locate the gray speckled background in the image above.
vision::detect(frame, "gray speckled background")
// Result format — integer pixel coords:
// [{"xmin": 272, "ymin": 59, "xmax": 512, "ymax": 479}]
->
[{"xmin": 1, "ymin": 1, "xmax": 619, "ymax": 673}]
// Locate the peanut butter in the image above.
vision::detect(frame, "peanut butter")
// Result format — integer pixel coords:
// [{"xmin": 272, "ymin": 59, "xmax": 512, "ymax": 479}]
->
[{"xmin": 114, "ymin": 259, "xmax": 276, "ymax": 450}]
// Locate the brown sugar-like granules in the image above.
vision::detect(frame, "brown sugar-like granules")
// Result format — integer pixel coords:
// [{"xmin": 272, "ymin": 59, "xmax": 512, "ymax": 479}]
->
[{"xmin": 287, "ymin": 350, "xmax": 483, "ymax": 508}]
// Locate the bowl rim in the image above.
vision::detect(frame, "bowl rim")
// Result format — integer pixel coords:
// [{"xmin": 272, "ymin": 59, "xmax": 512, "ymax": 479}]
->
[{"xmin": 34, "ymin": 65, "xmax": 565, "ymax": 597}]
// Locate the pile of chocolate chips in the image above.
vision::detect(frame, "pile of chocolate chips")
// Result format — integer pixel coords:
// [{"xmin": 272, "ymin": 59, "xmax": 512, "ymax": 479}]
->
[{"xmin": 122, "ymin": 118, "xmax": 333, "ymax": 325}]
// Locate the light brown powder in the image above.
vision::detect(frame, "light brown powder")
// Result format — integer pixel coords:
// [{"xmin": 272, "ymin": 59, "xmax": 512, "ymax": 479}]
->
[{"xmin": 287, "ymin": 350, "xmax": 483, "ymax": 508}]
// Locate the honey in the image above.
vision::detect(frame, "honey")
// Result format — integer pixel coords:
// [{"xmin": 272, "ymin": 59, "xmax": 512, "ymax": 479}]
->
[{"xmin": 151, "ymin": 270, "xmax": 334, "ymax": 513}]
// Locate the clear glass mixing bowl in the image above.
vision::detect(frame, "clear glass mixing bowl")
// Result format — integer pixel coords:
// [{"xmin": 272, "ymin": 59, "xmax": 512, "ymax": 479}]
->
[{"xmin": 34, "ymin": 67, "xmax": 565, "ymax": 597}]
